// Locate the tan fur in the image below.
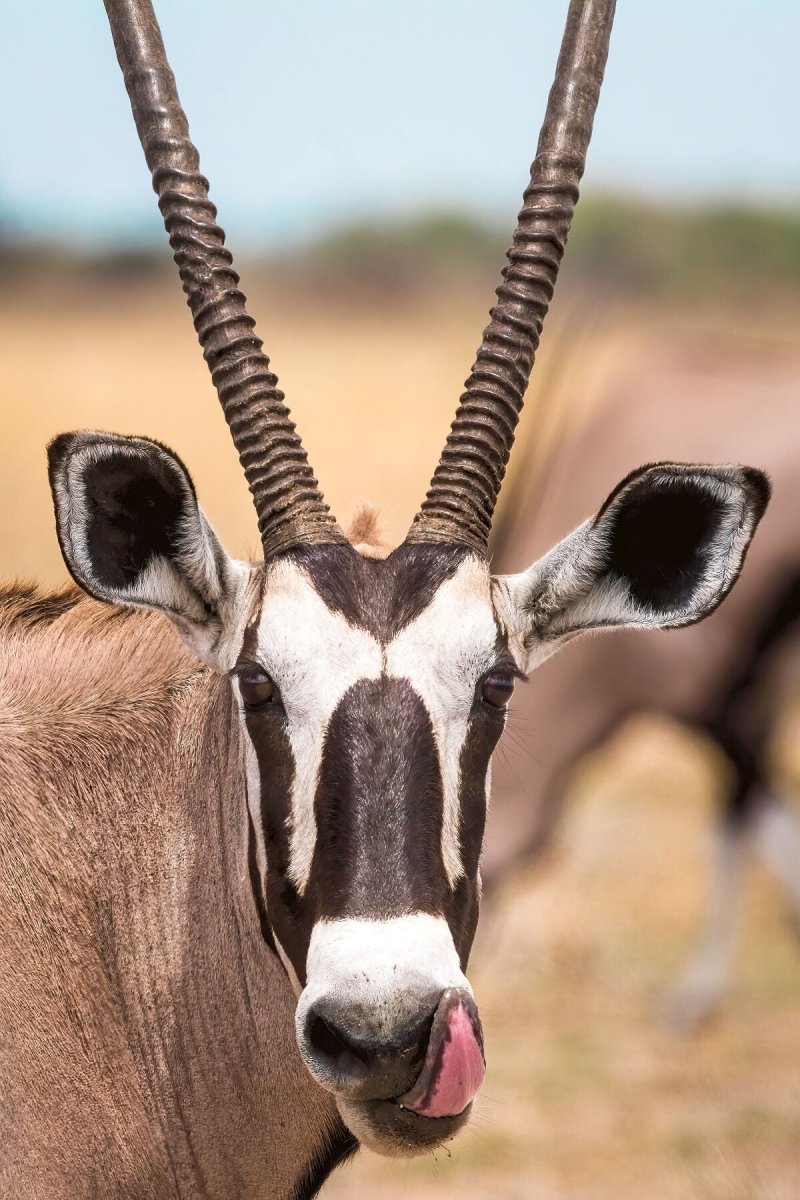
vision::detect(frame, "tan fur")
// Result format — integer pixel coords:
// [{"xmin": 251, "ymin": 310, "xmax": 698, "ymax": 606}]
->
[
  {"xmin": 347, "ymin": 504, "xmax": 393, "ymax": 560},
  {"xmin": 0, "ymin": 584, "xmax": 342, "ymax": 1199}
]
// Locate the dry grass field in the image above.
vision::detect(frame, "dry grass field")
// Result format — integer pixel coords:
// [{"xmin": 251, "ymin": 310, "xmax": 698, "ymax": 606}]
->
[{"xmin": 3, "ymin": 280, "xmax": 800, "ymax": 1197}]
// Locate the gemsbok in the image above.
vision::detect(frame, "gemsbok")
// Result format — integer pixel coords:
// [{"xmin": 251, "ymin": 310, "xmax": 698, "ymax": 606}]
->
[{"xmin": 0, "ymin": 0, "xmax": 771, "ymax": 1195}]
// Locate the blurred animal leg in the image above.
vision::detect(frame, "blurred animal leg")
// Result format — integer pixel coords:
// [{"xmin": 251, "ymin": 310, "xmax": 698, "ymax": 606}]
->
[
  {"xmin": 753, "ymin": 790, "xmax": 800, "ymax": 930},
  {"xmin": 665, "ymin": 803, "xmax": 748, "ymax": 1031}
]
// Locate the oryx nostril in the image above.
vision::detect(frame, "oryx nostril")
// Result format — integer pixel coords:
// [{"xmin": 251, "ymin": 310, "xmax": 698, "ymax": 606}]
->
[{"xmin": 308, "ymin": 1015, "xmax": 373, "ymax": 1068}]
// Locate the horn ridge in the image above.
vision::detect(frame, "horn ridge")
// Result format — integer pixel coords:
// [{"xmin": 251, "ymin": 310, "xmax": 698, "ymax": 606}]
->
[
  {"xmin": 103, "ymin": 0, "xmax": 346, "ymax": 557},
  {"xmin": 408, "ymin": 0, "xmax": 616, "ymax": 554}
]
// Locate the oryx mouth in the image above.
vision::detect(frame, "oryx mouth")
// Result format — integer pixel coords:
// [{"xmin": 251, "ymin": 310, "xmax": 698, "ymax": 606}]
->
[{"xmin": 396, "ymin": 989, "xmax": 486, "ymax": 1119}]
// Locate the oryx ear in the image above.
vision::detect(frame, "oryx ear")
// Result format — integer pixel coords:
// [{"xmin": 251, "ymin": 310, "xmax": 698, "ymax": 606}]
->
[
  {"xmin": 48, "ymin": 431, "xmax": 251, "ymax": 664},
  {"xmin": 498, "ymin": 462, "xmax": 770, "ymax": 665}
]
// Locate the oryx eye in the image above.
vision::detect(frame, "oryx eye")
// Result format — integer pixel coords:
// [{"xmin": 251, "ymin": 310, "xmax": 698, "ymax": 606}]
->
[
  {"xmin": 482, "ymin": 672, "xmax": 516, "ymax": 709},
  {"xmin": 238, "ymin": 668, "xmax": 275, "ymax": 711}
]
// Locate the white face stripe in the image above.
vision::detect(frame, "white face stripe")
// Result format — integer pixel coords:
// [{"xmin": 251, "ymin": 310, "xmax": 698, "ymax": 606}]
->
[
  {"xmin": 242, "ymin": 730, "xmax": 310, "ymax": 998},
  {"xmin": 244, "ymin": 735, "xmax": 268, "ymax": 887},
  {"xmin": 385, "ymin": 558, "xmax": 499, "ymax": 888},
  {"xmin": 254, "ymin": 560, "xmax": 382, "ymax": 893},
  {"xmin": 272, "ymin": 930, "xmax": 304, "ymax": 997},
  {"xmin": 243, "ymin": 729, "xmax": 304, "ymax": 994}
]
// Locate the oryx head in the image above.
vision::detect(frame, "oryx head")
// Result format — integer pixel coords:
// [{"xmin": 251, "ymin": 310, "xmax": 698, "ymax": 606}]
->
[{"xmin": 48, "ymin": 0, "xmax": 769, "ymax": 1158}]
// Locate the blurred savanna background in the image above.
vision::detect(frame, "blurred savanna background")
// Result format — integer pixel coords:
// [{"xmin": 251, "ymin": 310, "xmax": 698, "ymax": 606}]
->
[{"xmin": 3, "ymin": 2, "xmax": 800, "ymax": 1197}]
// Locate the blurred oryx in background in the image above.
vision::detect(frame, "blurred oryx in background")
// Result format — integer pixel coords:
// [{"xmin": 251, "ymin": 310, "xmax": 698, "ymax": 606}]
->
[{"xmin": 486, "ymin": 331, "xmax": 800, "ymax": 1027}]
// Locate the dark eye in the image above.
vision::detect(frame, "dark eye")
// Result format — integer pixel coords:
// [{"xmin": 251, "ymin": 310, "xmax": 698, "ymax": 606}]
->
[
  {"xmin": 482, "ymin": 672, "xmax": 516, "ymax": 709},
  {"xmin": 238, "ymin": 668, "xmax": 275, "ymax": 711}
]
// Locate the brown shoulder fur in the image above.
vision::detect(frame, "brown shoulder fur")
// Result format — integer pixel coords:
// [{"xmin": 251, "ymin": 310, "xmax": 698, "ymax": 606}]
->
[
  {"xmin": 0, "ymin": 580, "xmax": 200, "ymax": 736},
  {"xmin": 0, "ymin": 582, "xmax": 341, "ymax": 1195}
]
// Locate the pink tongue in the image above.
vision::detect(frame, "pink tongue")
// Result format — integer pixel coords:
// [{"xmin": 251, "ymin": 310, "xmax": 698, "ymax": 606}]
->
[{"xmin": 399, "ymin": 993, "xmax": 485, "ymax": 1119}]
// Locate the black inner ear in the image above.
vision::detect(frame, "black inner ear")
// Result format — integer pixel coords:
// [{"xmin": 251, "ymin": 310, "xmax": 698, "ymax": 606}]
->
[
  {"xmin": 605, "ymin": 478, "xmax": 724, "ymax": 612},
  {"xmin": 84, "ymin": 451, "xmax": 184, "ymax": 589}
]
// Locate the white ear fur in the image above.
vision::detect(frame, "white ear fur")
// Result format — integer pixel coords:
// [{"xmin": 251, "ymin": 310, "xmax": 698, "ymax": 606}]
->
[
  {"xmin": 495, "ymin": 462, "xmax": 769, "ymax": 671},
  {"xmin": 48, "ymin": 431, "xmax": 252, "ymax": 666}
]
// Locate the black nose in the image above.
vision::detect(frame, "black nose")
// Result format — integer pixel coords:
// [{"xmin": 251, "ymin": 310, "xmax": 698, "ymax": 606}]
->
[{"xmin": 303, "ymin": 996, "xmax": 438, "ymax": 1101}]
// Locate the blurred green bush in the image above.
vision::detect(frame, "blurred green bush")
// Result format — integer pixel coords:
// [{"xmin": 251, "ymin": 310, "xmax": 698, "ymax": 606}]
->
[{"xmin": 3, "ymin": 197, "xmax": 800, "ymax": 302}]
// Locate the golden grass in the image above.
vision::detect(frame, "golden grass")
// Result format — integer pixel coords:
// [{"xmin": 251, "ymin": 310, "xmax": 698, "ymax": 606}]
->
[{"xmin": 3, "ymin": 279, "xmax": 796, "ymax": 586}]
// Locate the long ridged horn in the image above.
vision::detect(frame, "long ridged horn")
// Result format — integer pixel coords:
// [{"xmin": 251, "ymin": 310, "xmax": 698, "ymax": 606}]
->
[
  {"xmin": 407, "ymin": 0, "xmax": 616, "ymax": 554},
  {"xmin": 103, "ymin": 0, "xmax": 346, "ymax": 558}
]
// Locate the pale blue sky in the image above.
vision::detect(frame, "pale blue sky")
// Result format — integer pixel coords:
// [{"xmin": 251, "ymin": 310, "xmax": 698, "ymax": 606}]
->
[{"xmin": 2, "ymin": 1, "xmax": 798, "ymax": 249}]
